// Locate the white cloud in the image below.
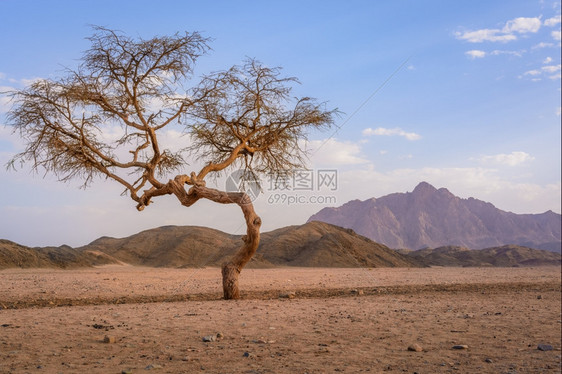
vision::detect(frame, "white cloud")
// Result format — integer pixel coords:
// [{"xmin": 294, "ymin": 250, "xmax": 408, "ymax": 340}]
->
[
  {"xmin": 463, "ymin": 48, "xmax": 526, "ymax": 60},
  {"xmin": 362, "ymin": 127, "xmax": 421, "ymax": 141},
  {"xmin": 532, "ymin": 41, "xmax": 555, "ymax": 49},
  {"xmin": 0, "ymin": 85, "xmax": 15, "ymax": 113},
  {"xmin": 20, "ymin": 77, "xmax": 43, "ymax": 87},
  {"xmin": 0, "ymin": 125, "xmax": 19, "ymax": 151},
  {"xmin": 522, "ymin": 64, "xmax": 561, "ymax": 80},
  {"xmin": 476, "ymin": 151, "xmax": 535, "ymax": 166},
  {"xmin": 544, "ymin": 15, "xmax": 561, "ymax": 27},
  {"xmin": 542, "ymin": 64, "xmax": 562, "ymax": 73},
  {"xmin": 465, "ymin": 50, "xmax": 486, "ymax": 59},
  {"xmin": 306, "ymin": 138, "xmax": 370, "ymax": 166},
  {"xmin": 552, "ymin": 30, "xmax": 562, "ymax": 41},
  {"xmin": 490, "ymin": 49, "xmax": 525, "ymax": 57},
  {"xmin": 503, "ymin": 17, "xmax": 542, "ymax": 33},
  {"xmin": 543, "ymin": 64, "xmax": 561, "ymax": 79},
  {"xmin": 457, "ymin": 16, "xmax": 544, "ymax": 44},
  {"xmin": 0, "ymin": 72, "xmax": 6, "ymax": 80},
  {"xmin": 557, "ymin": 106, "xmax": 561, "ymax": 116},
  {"xmin": 455, "ymin": 29, "xmax": 517, "ymax": 43},
  {"xmin": 399, "ymin": 154, "xmax": 413, "ymax": 160},
  {"xmin": 543, "ymin": 56, "xmax": 553, "ymax": 64}
]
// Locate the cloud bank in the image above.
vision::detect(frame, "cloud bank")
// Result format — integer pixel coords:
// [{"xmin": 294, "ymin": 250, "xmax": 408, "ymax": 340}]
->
[
  {"xmin": 475, "ymin": 151, "xmax": 535, "ymax": 166},
  {"xmin": 362, "ymin": 127, "xmax": 421, "ymax": 141},
  {"xmin": 455, "ymin": 16, "xmax": 542, "ymax": 43}
]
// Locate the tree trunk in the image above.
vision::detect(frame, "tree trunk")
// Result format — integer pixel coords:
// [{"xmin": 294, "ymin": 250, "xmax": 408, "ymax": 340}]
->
[
  {"xmin": 220, "ymin": 194, "xmax": 261, "ymax": 299},
  {"xmin": 221, "ymin": 263, "xmax": 240, "ymax": 300},
  {"xmin": 143, "ymin": 176, "xmax": 262, "ymax": 300}
]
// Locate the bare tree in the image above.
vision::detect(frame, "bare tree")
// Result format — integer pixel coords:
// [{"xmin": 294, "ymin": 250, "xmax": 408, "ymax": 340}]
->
[{"xmin": 6, "ymin": 27, "xmax": 336, "ymax": 299}]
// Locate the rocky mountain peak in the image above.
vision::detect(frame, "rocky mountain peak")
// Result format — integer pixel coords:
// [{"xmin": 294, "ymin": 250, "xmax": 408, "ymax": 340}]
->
[
  {"xmin": 308, "ymin": 182, "xmax": 561, "ymax": 251},
  {"xmin": 412, "ymin": 181, "xmax": 437, "ymax": 195}
]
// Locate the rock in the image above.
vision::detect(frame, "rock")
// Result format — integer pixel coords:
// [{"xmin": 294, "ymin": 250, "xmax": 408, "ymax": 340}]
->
[
  {"xmin": 202, "ymin": 334, "xmax": 216, "ymax": 342},
  {"xmin": 452, "ymin": 345, "xmax": 468, "ymax": 350},
  {"xmin": 351, "ymin": 289, "xmax": 364, "ymax": 295},
  {"xmin": 537, "ymin": 295, "xmax": 542, "ymax": 299},
  {"xmin": 121, "ymin": 370, "xmax": 133, "ymax": 374},
  {"xmin": 538, "ymin": 344, "xmax": 553, "ymax": 351},
  {"xmin": 252, "ymin": 339, "xmax": 267, "ymax": 344},
  {"xmin": 407, "ymin": 343, "xmax": 423, "ymax": 352},
  {"xmin": 216, "ymin": 332, "xmax": 224, "ymax": 339},
  {"xmin": 485, "ymin": 358, "xmax": 493, "ymax": 363},
  {"xmin": 243, "ymin": 351, "xmax": 251, "ymax": 357},
  {"xmin": 103, "ymin": 335, "xmax": 116, "ymax": 344},
  {"xmin": 145, "ymin": 363, "xmax": 162, "ymax": 370},
  {"xmin": 279, "ymin": 291, "xmax": 296, "ymax": 299}
]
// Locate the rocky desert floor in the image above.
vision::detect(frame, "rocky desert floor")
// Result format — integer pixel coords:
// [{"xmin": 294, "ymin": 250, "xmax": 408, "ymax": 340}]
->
[{"xmin": 0, "ymin": 266, "xmax": 560, "ymax": 373}]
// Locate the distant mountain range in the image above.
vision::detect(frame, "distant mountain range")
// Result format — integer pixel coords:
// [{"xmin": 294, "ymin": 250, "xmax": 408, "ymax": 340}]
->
[
  {"xmin": 398, "ymin": 245, "xmax": 561, "ymax": 267},
  {"xmin": 0, "ymin": 239, "xmax": 117, "ymax": 269},
  {"xmin": 0, "ymin": 222, "xmax": 419, "ymax": 269},
  {"xmin": 1, "ymin": 221, "xmax": 559, "ymax": 269},
  {"xmin": 308, "ymin": 182, "xmax": 561, "ymax": 252}
]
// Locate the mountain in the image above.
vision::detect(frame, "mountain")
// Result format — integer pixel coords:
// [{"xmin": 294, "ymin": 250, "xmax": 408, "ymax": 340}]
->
[
  {"xmin": 400, "ymin": 245, "xmax": 561, "ymax": 267},
  {"xmin": 0, "ymin": 239, "xmax": 118, "ymax": 269},
  {"xmin": 308, "ymin": 182, "xmax": 561, "ymax": 251},
  {"xmin": 2, "ymin": 220, "xmax": 559, "ymax": 269},
  {"xmin": 80, "ymin": 221, "xmax": 420, "ymax": 268},
  {"xmin": 258, "ymin": 221, "xmax": 419, "ymax": 267},
  {"xmin": 82, "ymin": 225, "xmax": 244, "ymax": 268}
]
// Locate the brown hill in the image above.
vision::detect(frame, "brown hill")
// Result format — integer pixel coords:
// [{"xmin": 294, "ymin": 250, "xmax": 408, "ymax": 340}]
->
[
  {"xmin": 0, "ymin": 239, "xmax": 118, "ymax": 269},
  {"xmin": 308, "ymin": 181, "xmax": 561, "ymax": 251},
  {"xmin": 259, "ymin": 221, "xmax": 419, "ymax": 267},
  {"xmin": 403, "ymin": 245, "xmax": 561, "ymax": 267},
  {"xmin": 80, "ymin": 221, "xmax": 421, "ymax": 268},
  {"xmin": 83, "ymin": 225, "xmax": 249, "ymax": 268},
  {"xmin": 3, "ymin": 222, "xmax": 560, "ymax": 269}
]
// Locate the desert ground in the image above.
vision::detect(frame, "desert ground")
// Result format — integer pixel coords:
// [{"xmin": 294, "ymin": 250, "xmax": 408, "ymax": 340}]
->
[{"xmin": 0, "ymin": 266, "xmax": 560, "ymax": 373}]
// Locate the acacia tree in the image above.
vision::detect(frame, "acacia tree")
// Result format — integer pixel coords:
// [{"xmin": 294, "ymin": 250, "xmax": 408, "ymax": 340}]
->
[{"xmin": 6, "ymin": 27, "xmax": 336, "ymax": 299}]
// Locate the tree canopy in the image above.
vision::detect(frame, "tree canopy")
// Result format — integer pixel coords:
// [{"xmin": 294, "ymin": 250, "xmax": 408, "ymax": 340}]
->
[{"xmin": 8, "ymin": 27, "xmax": 335, "ymax": 202}]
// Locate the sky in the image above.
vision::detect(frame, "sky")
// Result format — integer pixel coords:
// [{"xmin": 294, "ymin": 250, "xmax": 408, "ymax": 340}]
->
[{"xmin": 0, "ymin": 0, "xmax": 560, "ymax": 247}]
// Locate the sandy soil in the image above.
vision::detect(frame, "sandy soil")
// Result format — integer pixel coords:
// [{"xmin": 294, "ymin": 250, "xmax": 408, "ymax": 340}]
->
[{"xmin": 0, "ymin": 266, "xmax": 560, "ymax": 373}]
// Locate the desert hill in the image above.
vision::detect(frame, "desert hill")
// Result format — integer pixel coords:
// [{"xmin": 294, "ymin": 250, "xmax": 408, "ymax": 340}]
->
[
  {"xmin": 308, "ymin": 181, "xmax": 561, "ymax": 251},
  {"xmin": 0, "ymin": 222, "xmax": 421, "ymax": 269},
  {"xmin": 2, "ymin": 221, "xmax": 560, "ymax": 270},
  {"xmin": 258, "ymin": 221, "xmax": 419, "ymax": 267},
  {"xmin": 83, "ymin": 225, "xmax": 245, "ymax": 268},
  {"xmin": 0, "ymin": 239, "xmax": 118, "ymax": 269},
  {"xmin": 400, "ymin": 245, "xmax": 561, "ymax": 267},
  {"xmin": 80, "ymin": 221, "xmax": 420, "ymax": 268}
]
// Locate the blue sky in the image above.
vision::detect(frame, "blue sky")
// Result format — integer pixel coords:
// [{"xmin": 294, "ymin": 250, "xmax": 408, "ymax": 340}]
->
[{"xmin": 1, "ymin": 0, "xmax": 560, "ymax": 247}]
